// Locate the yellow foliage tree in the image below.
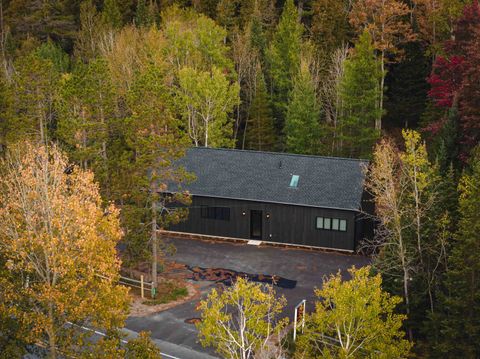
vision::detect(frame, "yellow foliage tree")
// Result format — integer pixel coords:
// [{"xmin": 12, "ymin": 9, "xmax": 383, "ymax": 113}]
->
[
  {"xmin": 0, "ymin": 141, "xmax": 130, "ymax": 358},
  {"xmin": 197, "ymin": 277, "xmax": 288, "ymax": 359},
  {"xmin": 295, "ymin": 266, "xmax": 412, "ymax": 358}
]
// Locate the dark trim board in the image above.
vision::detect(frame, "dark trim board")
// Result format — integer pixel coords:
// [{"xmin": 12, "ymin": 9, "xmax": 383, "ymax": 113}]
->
[{"xmin": 168, "ymin": 196, "xmax": 366, "ymax": 251}]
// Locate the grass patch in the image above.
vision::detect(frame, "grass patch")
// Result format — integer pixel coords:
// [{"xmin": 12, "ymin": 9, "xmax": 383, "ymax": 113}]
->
[{"xmin": 142, "ymin": 282, "xmax": 188, "ymax": 306}]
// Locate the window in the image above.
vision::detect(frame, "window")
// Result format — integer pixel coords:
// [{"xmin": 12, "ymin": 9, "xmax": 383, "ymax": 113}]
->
[
  {"xmin": 332, "ymin": 218, "xmax": 339, "ymax": 231},
  {"xmin": 323, "ymin": 217, "xmax": 331, "ymax": 230},
  {"xmin": 316, "ymin": 217, "xmax": 347, "ymax": 232},
  {"xmin": 316, "ymin": 217, "xmax": 324, "ymax": 229},
  {"xmin": 201, "ymin": 206, "xmax": 230, "ymax": 221},
  {"xmin": 289, "ymin": 174, "xmax": 299, "ymax": 188}
]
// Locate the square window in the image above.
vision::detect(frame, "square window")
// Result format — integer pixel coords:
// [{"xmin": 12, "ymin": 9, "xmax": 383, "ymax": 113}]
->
[
  {"xmin": 332, "ymin": 218, "xmax": 339, "ymax": 231},
  {"xmin": 339, "ymin": 219, "xmax": 347, "ymax": 231},
  {"xmin": 316, "ymin": 217, "xmax": 324, "ymax": 229},
  {"xmin": 324, "ymin": 218, "xmax": 331, "ymax": 230}
]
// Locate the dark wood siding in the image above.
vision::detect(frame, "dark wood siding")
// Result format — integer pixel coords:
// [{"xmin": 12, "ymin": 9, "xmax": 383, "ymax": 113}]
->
[{"xmin": 168, "ymin": 196, "xmax": 359, "ymax": 251}]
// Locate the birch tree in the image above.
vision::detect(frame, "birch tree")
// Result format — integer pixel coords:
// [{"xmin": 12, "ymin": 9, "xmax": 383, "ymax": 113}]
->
[
  {"xmin": 364, "ymin": 138, "xmax": 416, "ymax": 340},
  {"xmin": 295, "ymin": 266, "xmax": 411, "ymax": 358},
  {"xmin": 197, "ymin": 277, "xmax": 288, "ymax": 359},
  {"xmin": 0, "ymin": 142, "xmax": 129, "ymax": 358},
  {"xmin": 176, "ymin": 66, "xmax": 240, "ymax": 148}
]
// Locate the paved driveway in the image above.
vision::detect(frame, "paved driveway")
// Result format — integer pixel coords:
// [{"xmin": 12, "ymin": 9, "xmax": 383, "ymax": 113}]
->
[{"xmin": 125, "ymin": 237, "xmax": 370, "ymax": 358}]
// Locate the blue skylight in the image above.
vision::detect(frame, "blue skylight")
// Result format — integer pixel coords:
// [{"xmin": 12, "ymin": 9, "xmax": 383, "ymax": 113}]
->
[{"xmin": 289, "ymin": 174, "xmax": 299, "ymax": 188}]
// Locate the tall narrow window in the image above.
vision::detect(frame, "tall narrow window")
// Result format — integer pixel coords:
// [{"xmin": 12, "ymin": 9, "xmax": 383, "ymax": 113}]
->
[
  {"xmin": 316, "ymin": 217, "xmax": 324, "ymax": 229},
  {"xmin": 332, "ymin": 218, "xmax": 339, "ymax": 231},
  {"xmin": 323, "ymin": 218, "xmax": 331, "ymax": 230},
  {"xmin": 339, "ymin": 219, "xmax": 347, "ymax": 231},
  {"xmin": 289, "ymin": 175, "xmax": 299, "ymax": 188}
]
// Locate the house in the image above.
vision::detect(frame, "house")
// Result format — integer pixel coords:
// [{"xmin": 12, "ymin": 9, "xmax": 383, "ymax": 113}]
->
[{"xmin": 167, "ymin": 147, "xmax": 371, "ymax": 252}]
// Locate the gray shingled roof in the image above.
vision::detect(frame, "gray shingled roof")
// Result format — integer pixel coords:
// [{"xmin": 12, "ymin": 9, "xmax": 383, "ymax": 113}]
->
[{"xmin": 175, "ymin": 147, "xmax": 368, "ymax": 211}]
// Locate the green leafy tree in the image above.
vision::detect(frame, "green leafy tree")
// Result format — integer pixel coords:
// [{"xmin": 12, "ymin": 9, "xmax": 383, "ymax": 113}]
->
[
  {"xmin": 266, "ymin": 0, "xmax": 303, "ymax": 134},
  {"xmin": 434, "ymin": 147, "xmax": 480, "ymax": 357},
  {"xmin": 284, "ymin": 60, "xmax": 322, "ymax": 155},
  {"xmin": 176, "ymin": 66, "xmax": 240, "ymax": 148},
  {"xmin": 295, "ymin": 266, "xmax": 412, "ymax": 358},
  {"xmin": 338, "ymin": 30, "xmax": 381, "ymax": 158},
  {"xmin": 366, "ymin": 130, "xmax": 452, "ymax": 341},
  {"xmin": 245, "ymin": 70, "xmax": 276, "ymax": 151},
  {"xmin": 162, "ymin": 6, "xmax": 233, "ymax": 74},
  {"xmin": 197, "ymin": 277, "xmax": 288, "ymax": 359},
  {"xmin": 125, "ymin": 331, "xmax": 162, "ymax": 359}
]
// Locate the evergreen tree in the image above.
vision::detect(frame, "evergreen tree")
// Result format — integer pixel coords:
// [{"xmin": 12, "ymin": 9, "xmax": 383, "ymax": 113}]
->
[
  {"xmin": 284, "ymin": 61, "xmax": 321, "ymax": 155},
  {"xmin": 245, "ymin": 71, "xmax": 276, "ymax": 151},
  {"xmin": 122, "ymin": 65, "xmax": 191, "ymax": 288},
  {"xmin": 56, "ymin": 58, "xmax": 116, "ymax": 196},
  {"xmin": 35, "ymin": 39, "xmax": 70, "ymax": 73},
  {"xmin": 6, "ymin": 49, "xmax": 59, "ymax": 144},
  {"xmin": 311, "ymin": 0, "xmax": 350, "ymax": 55},
  {"xmin": 102, "ymin": 0, "xmax": 123, "ymax": 28},
  {"xmin": 435, "ymin": 147, "xmax": 480, "ymax": 357},
  {"xmin": 338, "ymin": 30, "xmax": 381, "ymax": 158},
  {"xmin": 4, "ymin": 0, "xmax": 79, "ymax": 51},
  {"xmin": 135, "ymin": 0, "xmax": 158, "ymax": 28},
  {"xmin": 266, "ymin": 0, "xmax": 303, "ymax": 136}
]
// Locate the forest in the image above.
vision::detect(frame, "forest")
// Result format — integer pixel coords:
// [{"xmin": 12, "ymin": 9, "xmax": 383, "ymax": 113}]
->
[{"xmin": 0, "ymin": 0, "xmax": 479, "ymax": 358}]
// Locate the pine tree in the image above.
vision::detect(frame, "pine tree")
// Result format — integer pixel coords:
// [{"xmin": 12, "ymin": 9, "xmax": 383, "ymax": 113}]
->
[
  {"xmin": 311, "ymin": 0, "xmax": 350, "ymax": 55},
  {"xmin": 284, "ymin": 61, "xmax": 321, "ymax": 155},
  {"xmin": 135, "ymin": 0, "xmax": 158, "ymax": 28},
  {"xmin": 349, "ymin": 0, "xmax": 415, "ymax": 130},
  {"xmin": 122, "ymin": 65, "xmax": 192, "ymax": 289},
  {"xmin": 35, "ymin": 39, "xmax": 70, "ymax": 73},
  {"xmin": 102, "ymin": 0, "xmax": 123, "ymax": 28},
  {"xmin": 435, "ymin": 147, "xmax": 480, "ymax": 357},
  {"xmin": 245, "ymin": 71, "xmax": 276, "ymax": 151},
  {"xmin": 6, "ymin": 49, "xmax": 59, "ymax": 144},
  {"xmin": 56, "ymin": 58, "xmax": 116, "ymax": 196},
  {"xmin": 266, "ymin": 0, "xmax": 303, "ymax": 136},
  {"xmin": 338, "ymin": 30, "xmax": 381, "ymax": 159}
]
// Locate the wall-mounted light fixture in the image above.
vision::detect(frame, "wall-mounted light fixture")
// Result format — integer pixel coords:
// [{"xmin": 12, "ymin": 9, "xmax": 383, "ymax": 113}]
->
[
  {"xmin": 242, "ymin": 211, "xmax": 246, "ymax": 216},
  {"xmin": 266, "ymin": 213, "xmax": 270, "ymax": 219}
]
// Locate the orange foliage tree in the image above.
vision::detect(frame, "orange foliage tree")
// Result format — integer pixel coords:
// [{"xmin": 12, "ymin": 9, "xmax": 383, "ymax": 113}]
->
[{"xmin": 0, "ymin": 142, "xmax": 129, "ymax": 358}]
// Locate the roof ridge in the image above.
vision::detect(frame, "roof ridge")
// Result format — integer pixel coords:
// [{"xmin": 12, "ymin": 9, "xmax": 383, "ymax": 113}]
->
[{"xmin": 189, "ymin": 147, "xmax": 369, "ymax": 163}]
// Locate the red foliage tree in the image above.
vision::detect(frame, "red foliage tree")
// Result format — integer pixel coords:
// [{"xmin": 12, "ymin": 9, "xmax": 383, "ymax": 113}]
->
[{"xmin": 426, "ymin": 1, "xmax": 480, "ymax": 161}]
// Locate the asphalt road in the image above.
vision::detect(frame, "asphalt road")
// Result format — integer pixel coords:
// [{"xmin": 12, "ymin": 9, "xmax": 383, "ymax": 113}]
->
[{"xmin": 125, "ymin": 237, "xmax": 371, "ymax": 358}]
